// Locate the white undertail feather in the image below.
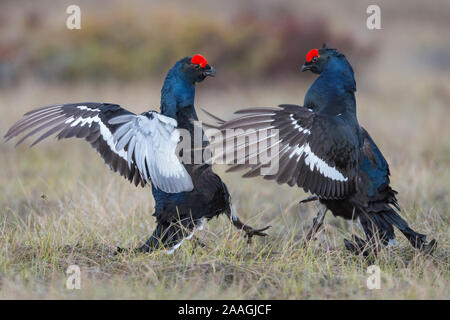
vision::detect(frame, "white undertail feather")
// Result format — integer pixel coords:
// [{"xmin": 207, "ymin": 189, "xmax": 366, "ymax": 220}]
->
[
  {"xmin": 388, "ymin": 239, "xmax": 399, "ymax": 247},
  {"xmin": 230, "ymin": 203, "xmax": 238, "ymax": 222}
]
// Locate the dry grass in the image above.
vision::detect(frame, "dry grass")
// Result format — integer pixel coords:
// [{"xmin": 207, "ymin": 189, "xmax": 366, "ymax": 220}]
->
[
  {"xmin": 0, "ymin": 75, "xmax": 448, "ymax": 299},
  {"xmin": 1, "ymin": 0, "xmax": 450, "ymax": 299}
]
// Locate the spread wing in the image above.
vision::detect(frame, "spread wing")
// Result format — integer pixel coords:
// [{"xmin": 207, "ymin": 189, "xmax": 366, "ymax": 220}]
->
[
  {"xmin": 5, "ymin": 102, "xmax": 193, "ymax": 193},
  {"xmin": 206, "ymin": 104, "xmax": 360, "ymax": 199}
]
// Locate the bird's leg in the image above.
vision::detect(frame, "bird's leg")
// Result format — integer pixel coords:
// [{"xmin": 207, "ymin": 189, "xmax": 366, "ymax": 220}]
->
[
  {"xmin": 116, "ymin": 226, "xmax": 163, "ymax": 255},
  {"xmin": 398, "ymin": 226, "xmax": 437, "ymax": 254},
  {"xmin": 305, "ymin": 204, "xmax": 327, "ymax": 241},
  {"xmin": 135, "ymin": 223, "xmax": 167, "ymax": 253},
  {"xmin": 116, "ymin": 237, "xmax": 159, "ymax": 255},
  {"xmin": 226, "ymin": 204, "xmax": 271, "ymax": 243},
  {"xmin": 189, "ymin": 219, "xmax": 208, "ymax": 249},
  {"xmin": 129, "ymin": 220, "xmax": 196, "ymax": 254},
  {"xmin": 344, "ymin": 235, "xmax": 372, "ymax": 256}
]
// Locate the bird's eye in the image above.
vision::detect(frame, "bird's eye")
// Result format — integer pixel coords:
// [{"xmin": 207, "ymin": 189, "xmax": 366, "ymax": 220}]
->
[
  {"xmin": 194, "ymin": 64, "xmax": 200, "ymax": 69},
  {"xmin": 312, "ymin": 57, "xmax": 318, "ymax": 63}
]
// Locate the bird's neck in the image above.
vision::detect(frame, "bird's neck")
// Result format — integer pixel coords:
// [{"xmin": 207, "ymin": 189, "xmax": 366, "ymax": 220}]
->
[
  {"xmin": 160, "ymin": 68, "xmax": 198, "ymax": 123},
  {"xmin": 304, "ymin": 59, "xmax": 357, "ymax": 116}
]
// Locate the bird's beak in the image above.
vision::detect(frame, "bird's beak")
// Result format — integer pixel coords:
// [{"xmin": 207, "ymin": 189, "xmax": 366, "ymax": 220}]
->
[
  {"xmin": 203, "ymin": 66, "xmax": 216, "ymax": 77},
  {"xmin": 301, "ymin": 63, "xmax": 311, "ymax": 72}
]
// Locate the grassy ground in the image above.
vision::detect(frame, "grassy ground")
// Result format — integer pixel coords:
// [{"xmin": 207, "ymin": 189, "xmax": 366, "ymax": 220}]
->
[{"xmin": 0, "ymin": 76, "xmax": 448, "ymax": 299}]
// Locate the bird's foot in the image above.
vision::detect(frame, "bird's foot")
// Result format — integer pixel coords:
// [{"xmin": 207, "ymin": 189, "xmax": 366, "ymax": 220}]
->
[
  {"xmin": 115, "ymin": 246, "xmax": 135, "ymax": 255},
  {"xmin": 191, "ymin": 235, "xmax": 208, "ymax": 249},
  {"xmin": 344, "ymin": 235, "xmax": 376, "ymax": 257},
  {"xmin": 419, "ymin": 239, "xmax": 437, "ymax": 255},
  {"xmin": 115, "ymin": 246, "xmax": 125, "ymax": 255},
  {"xmin": 115, "ymin": 245, "xmax": 152, "ymax": 255},
  {"xmin": 241, "ymin": 225, "xmax": 271, "ymax": 243},
  {"xmin": 227, "ymin": 207, "xmax": 271, "ymax": 243}
]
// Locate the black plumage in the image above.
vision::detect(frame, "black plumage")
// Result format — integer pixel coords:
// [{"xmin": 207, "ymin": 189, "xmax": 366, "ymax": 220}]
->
[
  {"xmin": 207, "ymin": 46, "xmax": 436, "ymax": 255},
  {"xmin": 5, "ymin": 56, "xmax": 269, "ymax": 254}
]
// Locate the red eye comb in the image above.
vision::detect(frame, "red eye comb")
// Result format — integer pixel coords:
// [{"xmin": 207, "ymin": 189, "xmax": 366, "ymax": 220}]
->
[
  {"xmin": 191, "ymin": 54, "xmax": 208, "ymax": 68},
  {"xmin": 306, "ymin": 49, "xmax": 319, "ymax": 62}
]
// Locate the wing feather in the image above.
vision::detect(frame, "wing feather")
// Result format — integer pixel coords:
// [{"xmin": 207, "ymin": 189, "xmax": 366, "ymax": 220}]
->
[
  {"xmin": 5, "ymin": 103, "xmax": 193, "ymax": 193},
  {"xmin": 108, "ymin": 111, "xmax": 193, "ymax": 193},
  {"xmin": 206, "ymin": 105, "xmax": 359, "ymax": 198}
]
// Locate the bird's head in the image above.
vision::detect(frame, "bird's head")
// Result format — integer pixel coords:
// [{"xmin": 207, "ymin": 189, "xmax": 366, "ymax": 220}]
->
[
  {"xmin": 175, "ymin": 54, "xmax": 216, "ymax": 84},
  {"xmin": 301, "ymin": 44, "xmax": 350, "ymax": 75},
  {"xmin": 161, "ymin": 54, "xmax": 216, "ymax": 119}
]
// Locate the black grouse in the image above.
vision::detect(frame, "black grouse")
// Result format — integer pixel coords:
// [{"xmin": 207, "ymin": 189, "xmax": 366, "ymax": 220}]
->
[
  {"xmin": 4, "ymin": 54, "xmax": 269, "ymax": 254},
  {"xmin": 205, "ymin": 45, "xmax": 436, "ymax": 255}
]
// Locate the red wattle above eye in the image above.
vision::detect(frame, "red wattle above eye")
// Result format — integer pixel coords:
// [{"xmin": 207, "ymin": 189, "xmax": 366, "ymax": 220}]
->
[
  {"xmin": 306, "ymin": 49, "xmax": 319, "ymax": 62},
  {"xmin": 191, "ymin": 54, "xmax": 208, "ymax": 68}
]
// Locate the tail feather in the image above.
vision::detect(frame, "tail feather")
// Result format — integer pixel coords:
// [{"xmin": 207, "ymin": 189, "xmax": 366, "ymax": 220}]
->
[
  {"xmin": 382, "ymin": 208, "xmax": 435, "ymax": 251},
  {"xmin": 360, "ymin": 206, "xmax": 436, "ymax": 253}
]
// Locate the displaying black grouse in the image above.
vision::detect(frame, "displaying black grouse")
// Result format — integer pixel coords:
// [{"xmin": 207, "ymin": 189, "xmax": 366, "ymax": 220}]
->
[
  {"xmin": 206, "ymin": 45, "xmax": 436, "ymax": 255},
  {"xmin": 4, "ymin": 54, "xmax": 269, "ymax": 253}
]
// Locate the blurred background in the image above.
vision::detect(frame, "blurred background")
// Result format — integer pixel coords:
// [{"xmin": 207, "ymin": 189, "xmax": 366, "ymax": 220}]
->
[
  {"xmin": 1, "ymin": 0, "xmax": 449, "ymax": 221},
  {"xmin": 0, "ymin": 0, "xmax": 449, "ymax": 299},
  {"xmin": 1, "ymin": 0, "xmax": 449, "ymax": 84},
  {"xmin": 1, "ymin": 0, "xmax": 449, "ymax": 189}
]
